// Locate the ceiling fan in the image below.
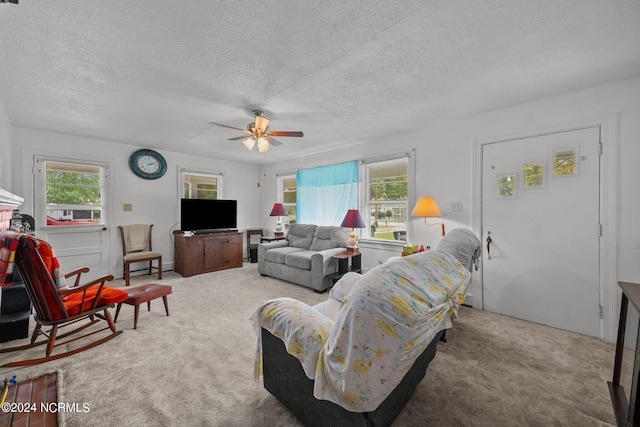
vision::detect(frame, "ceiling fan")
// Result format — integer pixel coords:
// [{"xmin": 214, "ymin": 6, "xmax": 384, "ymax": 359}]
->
[{"xmin": 209, "ymin": 110, "xmax": 303, "ymax": 153}]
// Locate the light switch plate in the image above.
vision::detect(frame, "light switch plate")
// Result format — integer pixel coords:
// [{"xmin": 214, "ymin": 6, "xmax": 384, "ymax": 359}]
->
[{"xmin": 123, "ymin": 203, "xmax": 132, "ymax": 211}]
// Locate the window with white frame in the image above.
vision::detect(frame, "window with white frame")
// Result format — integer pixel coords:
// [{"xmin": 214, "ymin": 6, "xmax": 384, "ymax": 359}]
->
[
  {"xmin": 362, "ymin": 156, "xmax": 411, "ymax": 242},
  {"xmin": 38, "ymin": 159, "xmax": 107, "ymax": 227},
  {"xmin": 277, "ymin": 174, "xmax": 297, "ymax": 225},
  {"xmin": 182, "ymin": 171, "xmax": 222, "ymax": 199}
]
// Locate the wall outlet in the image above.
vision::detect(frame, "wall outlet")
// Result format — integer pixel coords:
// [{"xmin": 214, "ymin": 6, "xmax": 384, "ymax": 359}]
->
[
  {"xmin": 123, "ymin": 203, "xmax": 132, "ymax": 211},
  {"xmin": 451, "ymin": 202, "xmax": 463, "ymax": 212}
]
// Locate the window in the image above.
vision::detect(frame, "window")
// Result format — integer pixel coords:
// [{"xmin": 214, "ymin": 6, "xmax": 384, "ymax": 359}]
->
[
  {"xmin": 363, "ymin": 156, "xmax": 410, "ymax": 241},
  {"xmin": 285, "ymin": 154, "xmax": 412, "ymax": 241},
  {"xmin": 42, "ymin": 160, "xmax": 105, "ymax": 226},
  {"xmin": 278, "ymin": 174, "xmax": 297, "ymax": 224},
  {"xmin": 183, "ymin": 172, "xmax": 222, "ymax": 199},
  {"xmin": 297, "ymin": 161, "xmax": 359, "ymax": 225}
]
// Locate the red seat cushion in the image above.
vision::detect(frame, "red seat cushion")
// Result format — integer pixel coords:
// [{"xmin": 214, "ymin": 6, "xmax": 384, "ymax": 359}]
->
[{"xmin": 59, "ymin": 286, "xmax": 128, "ymax": 319}]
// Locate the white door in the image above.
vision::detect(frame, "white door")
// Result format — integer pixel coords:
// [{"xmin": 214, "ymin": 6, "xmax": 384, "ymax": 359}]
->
[
  {"xmin": 33, "ymin": 157, "xmax": 111, "ymax": 282},
  {"xmin": 481, "ymin": 127, "xmax": 601, "ymax": 337}
]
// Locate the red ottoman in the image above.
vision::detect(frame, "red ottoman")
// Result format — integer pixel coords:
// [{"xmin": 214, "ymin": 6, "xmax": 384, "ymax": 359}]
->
[{"xmin": 114, "ymin": 283, "xmax": 172, "ymax": 330}]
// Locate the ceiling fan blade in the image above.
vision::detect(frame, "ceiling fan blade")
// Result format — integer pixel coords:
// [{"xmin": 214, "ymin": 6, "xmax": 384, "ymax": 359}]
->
[
  {"xmin": 267, "ymin": 130, "xmax": 304, "ymax": 137},
  {"xmin": 209, "ymin": 122, "xmax": 249, "ymax": 132},
  {"xmin": 254, "ymin": 115, "xmax": 269, "ymax": 133},
  {"xmin": 228, "ymin": 135, "xmax": 253, "ymax": 141},
  {"xmin": 264, "ymin": 135, "xmax": 282, "ymax": 146}
]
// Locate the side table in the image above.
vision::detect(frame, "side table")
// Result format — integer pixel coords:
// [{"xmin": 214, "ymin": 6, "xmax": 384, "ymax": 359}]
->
[
  {"xmin": 246, "ymin": 228, "xmax": 263, "ymax": 263},
  {"xmin": 325, "ymin": 252, "xmax": 362, "ymax": 285}
]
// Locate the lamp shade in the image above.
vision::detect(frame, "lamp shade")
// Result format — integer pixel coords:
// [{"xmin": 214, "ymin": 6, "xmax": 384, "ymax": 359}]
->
[
  {"xmin": 411, "ymin": 196, "xmax": 442, "ymax": 217},
  {"xmin": 341, "ymin": 209, "xmax": 365, "ymax": 228},
  {"xmin": 257, "ymin": 137, "xmax": 270, "ymax": 153},
  {"xmin": 242, "ymin": 137, "xmax": 256, "ymax": 150},
  {"xmin": 270, "ymin": 203, "xmax": 286, "ymax": 217}
]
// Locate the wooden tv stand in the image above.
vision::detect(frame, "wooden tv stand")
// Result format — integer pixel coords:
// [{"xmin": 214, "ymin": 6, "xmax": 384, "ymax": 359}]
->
[{"xmin": 173, "ymin": 231, "xmax": 242, "ymax": 277}]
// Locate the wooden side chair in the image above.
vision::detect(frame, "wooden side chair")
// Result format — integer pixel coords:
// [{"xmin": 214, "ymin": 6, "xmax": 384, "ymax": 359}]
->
[
  {"xmin": 118, "ymin": 224, "xmax": 162, "ymax": 286},
  {"xmin": 0, "ymin": 234, "xmax": 128, "ymax": 367}
]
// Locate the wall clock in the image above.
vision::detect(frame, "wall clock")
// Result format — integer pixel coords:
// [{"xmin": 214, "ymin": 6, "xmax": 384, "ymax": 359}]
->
[{"xmin": 128, "ymin": 149, "xmax": 167, "ymax": 180}]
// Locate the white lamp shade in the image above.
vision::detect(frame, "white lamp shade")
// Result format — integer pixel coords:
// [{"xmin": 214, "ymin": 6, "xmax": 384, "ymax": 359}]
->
[
  {"xmin": 243, "ymin": 137, "xmax": 256, "ymax": 150},
  {"xmin": 257, "ymin": 137, "xmax": 269, "ymax": 153}
]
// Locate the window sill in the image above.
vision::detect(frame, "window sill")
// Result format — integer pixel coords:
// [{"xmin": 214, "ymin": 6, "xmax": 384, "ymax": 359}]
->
[
  {"xmin": 41, "ymin": 225, "xmax": 107, "ymax": 233},
  {"xmin": 359, "ymin": 238, "xmax": 406, "ymax": 250}
]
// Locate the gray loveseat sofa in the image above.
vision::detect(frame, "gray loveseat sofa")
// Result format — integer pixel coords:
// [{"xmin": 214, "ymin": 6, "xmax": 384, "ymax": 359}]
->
[{"xmin": 258, "ymin": 223, "xmax": 348, "ymax": 292}]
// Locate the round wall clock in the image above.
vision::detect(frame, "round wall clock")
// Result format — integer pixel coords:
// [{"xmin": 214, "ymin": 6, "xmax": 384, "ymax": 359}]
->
[{"xmin": 128, "ymin": 149, "xmax": 167, "ymax": 180}]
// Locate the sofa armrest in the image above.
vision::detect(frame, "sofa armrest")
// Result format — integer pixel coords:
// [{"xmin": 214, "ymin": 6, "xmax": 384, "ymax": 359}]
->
[
  {"xmin": 250, "ymin": 297, "xmax": 334, "ymax": 380},
  {"xmin": 311, "ymin": 247, "xmax": 347, "ymax": 275},
  {"xmin": 312, "ymin": 247, "xmax": 347, "ymax": 266},
  {"xmin": 306, "ymin": 247, "xmax": 350, "ymax": 291}
]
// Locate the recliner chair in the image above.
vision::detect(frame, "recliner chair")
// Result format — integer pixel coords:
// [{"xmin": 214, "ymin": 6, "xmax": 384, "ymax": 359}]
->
[{"xmin": 250, "ymin": 229, "xmax": 482, "ymax": 426}]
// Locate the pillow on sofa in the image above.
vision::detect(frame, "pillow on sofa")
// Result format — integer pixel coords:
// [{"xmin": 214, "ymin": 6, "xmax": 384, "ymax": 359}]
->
[
  {"xmin": 286, "ymin": 224, "xmax": 317, "ymax": 249},
  {"xmin": 309, "ymin": 226, "xmax": 347, "ymax": 251}
]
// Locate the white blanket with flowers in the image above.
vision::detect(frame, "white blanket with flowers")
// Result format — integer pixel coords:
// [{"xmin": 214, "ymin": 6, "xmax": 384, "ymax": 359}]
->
[{"xmin": 250, "ymin": 249, "xmax": 471, "ymax": 412}]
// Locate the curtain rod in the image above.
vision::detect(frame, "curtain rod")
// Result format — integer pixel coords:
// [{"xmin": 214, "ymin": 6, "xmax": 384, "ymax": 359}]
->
[
  {"xmin": 361, "ymin": 148, "xmax": 415, "ymax": 165},
  {"xmin": 275, "ymin": 148, "xmax": 415, "ymax": 175}
]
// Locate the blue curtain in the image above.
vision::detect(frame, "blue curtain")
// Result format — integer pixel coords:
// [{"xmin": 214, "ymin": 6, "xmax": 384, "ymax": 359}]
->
[{"xmin": 297, "ymin": 161, "xmax": 360, "ymax": 225}]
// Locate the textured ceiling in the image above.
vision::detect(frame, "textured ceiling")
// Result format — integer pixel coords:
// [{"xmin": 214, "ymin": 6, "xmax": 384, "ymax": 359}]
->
[{"xmin": 1, "ymin": 1, "xmax": 640, "ymax": 164}]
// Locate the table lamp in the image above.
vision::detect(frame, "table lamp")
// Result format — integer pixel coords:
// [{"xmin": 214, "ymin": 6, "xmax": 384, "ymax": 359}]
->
[
  {"xmin": 270, "ymin": 203, "xmax": 286, "ymax": 237},
  {"xmin": 341, "ymin": 208, "xmax": 365, "ymax": 254},
  {"xmin": 411, "ymin": 196, "xmax": 445, "ymax": 236}
]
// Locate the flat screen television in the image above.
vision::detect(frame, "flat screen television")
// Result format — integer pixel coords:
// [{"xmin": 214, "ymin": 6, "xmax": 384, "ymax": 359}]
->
[{"xmin": 180, "ymin": 198, "xmax": 237, "ymax": 233}]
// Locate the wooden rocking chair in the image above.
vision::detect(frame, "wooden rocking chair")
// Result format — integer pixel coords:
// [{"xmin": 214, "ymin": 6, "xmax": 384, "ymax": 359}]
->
[{"xmin": 0, "ymin": 235, "xmax": 128, "ymax": 367}]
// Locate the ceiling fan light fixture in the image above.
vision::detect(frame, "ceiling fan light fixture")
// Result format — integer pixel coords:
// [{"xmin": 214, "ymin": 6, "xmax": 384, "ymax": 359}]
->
[
  {"xmin": 257, "ymin": 137, "xmax": 269, "ymax": 153},
  {"xmin": 243, "ymin": 137, "xmax": 256, "ymax": 150},
  {"xmin": 210, "ymin": 110, "xmax": 302, "ymax": 153}
]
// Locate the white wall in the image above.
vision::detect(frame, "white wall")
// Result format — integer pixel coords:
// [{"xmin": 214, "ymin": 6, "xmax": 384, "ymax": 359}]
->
[
  {"xmin": 5, "ymin": 76, "xmax": 640, "ymax": 342},
  {"xmin": 260, "ymin": 76, "xmax": 640, "ymax": 342},
  {"xmin": 10, "ymin": 127, "xmax": 261, "ymax": 276},
  {"xmin": 0, "ymin": 98, "xmax": 13, "ymax": 189}
]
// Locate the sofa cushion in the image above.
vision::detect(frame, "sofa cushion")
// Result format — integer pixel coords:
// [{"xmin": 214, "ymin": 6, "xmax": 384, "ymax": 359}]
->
[
  {"xmin": 309, "ymin": 226, "xmax": 347, "ymax": 251},
  {"xmin": 265, "ymin": 247, "xmax": 305, "ymax": 264},
  {"xmin": 286, "ymin": 224, "xmax": 317, "ymax": 250},
  {"xmin": 285, "ymin": 251, "xmax": 315, "ymax": 270},
  {"xmin": 61, "ymin": 286, "xmax": 128, "ymax": 319}
]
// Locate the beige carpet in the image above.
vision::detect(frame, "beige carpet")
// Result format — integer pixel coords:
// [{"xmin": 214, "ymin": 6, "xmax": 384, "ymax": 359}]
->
[{"xmin": 0, "ymin": 263, "xmax": 626, "ymax": 426}]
